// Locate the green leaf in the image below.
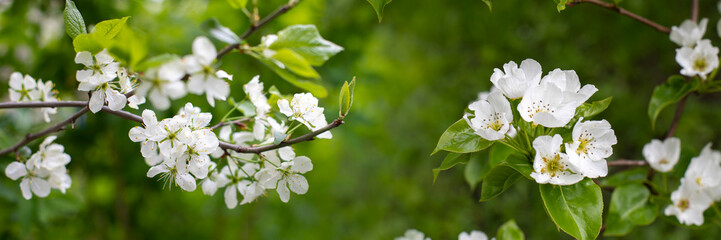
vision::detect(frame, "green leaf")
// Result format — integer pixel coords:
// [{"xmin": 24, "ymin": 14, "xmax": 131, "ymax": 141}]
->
[
  {"xmin": 92, "ymin": 17, "xmax": 129, "ymax": 40},
  {"xmin": 269, "ymin": 25, "xmax": 343, "ymax": 66},
  {"xmin": 648, "ymin": 76, "xmax": 699, "ymax": 129},
  {"xmin": 554, "ymin": 0, "xmax": 571, "ymax": 12},
  {"xmin": 539, "ymin": 178, "xmax": 603, "ymax": 240},
  {"xmin": 226, "ymin": 0, "xmax": 248, "ymax": 8},
  {"xmin": 600, "ymin": 168, "xmax": 648, "ymax": 187},
  {"xmin": 432, "ymin": 119, "xmax": 494, "ymax": 155},
  {"xmin": 135, "ymin": 54, "xmax": 179, "ymax": 72},
  {"xmin": 604, "ymin": 184, "xmax": 658, "ymax": 236},
  {"xmin": 63, "ymin": 0, "xmax": 86, "ymax": 39},
  {"xmin": 497, "ymin": 219, "xmax": 525, "ymax": 240},
  {"xmin": 489, "ymin": 144, "xmax": 515, "ymax": 166},
  {"xmin": 480, "ymin": 165, "xmax": 522, "ymax": 201},
  {"xmin": 339, "ymin": 77, "xmax": 356, "ymax": 118},
  {"xmin": 500, "ymin": 154, "xmax": 533, "ymax": 180},
  {"xmin": 433, "ymin": 153, "xmax": 471, "ymax": 183},
  {"xmin": 464, "ymin": 153, "xmax": 490, "ymax": 190},
  {"xmin": 365, "ymin": 0, "xmax": 393, "ymax": 22},
  {"xmin": 481, "ymin": 0, "xmax": 492, "ymax": 12},
  {"xmin": 202, "ymin": 18, "xmax": 240, "ymax": 44},
  {"xmin": 271, "ymin": 49, "xmax": 320, "ymax": 79},
  {"xmin": 72, "ymin": 34, "xmax": 103, "ymax": 53},
  {"xmin": 575, "ymin": 97, "xmax": 612, "ymax": 119},
  {"xmin": 108, "ymin": 26, "xmax": 147, "ymax": 68},
  {"xmin": 252, "ymin": 54, "xmax": 328, "ymax": 97},
  {"xmin": 237, "ymin": 101, "xmax": 256, "ymax": 116}
]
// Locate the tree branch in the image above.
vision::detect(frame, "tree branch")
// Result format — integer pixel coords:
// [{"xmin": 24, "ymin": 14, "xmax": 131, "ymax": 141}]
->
[
  {"xmin": 0, "ymin": 107, "xmax": 90, "ymax": 156},
  {"xmin": 219, "ymin": 118, "xmax": 343, "ymax": 154},
  {"xmin": 567, "ymin": 0, "xmax": 670, "ymax": 34},
  {"xmin": 665, "ymin": 95, "xmax": 688, "ymax": 138},
  {"xmin": 691, "ymin": 0, "xmax": 699, "ymax": 22},
  {"xmin": 216, "ymin": 1, "xmax": 300, "ymax": 60},
  {"xmin": 607, "ymin": 159, "xmax": 647, "ymax": 167}
]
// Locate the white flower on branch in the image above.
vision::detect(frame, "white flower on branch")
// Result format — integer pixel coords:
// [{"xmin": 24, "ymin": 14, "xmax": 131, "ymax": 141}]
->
[
  {"xmin": 4, "ymin": 136, "xmax": 72, "ymax": 199},
  {"xmin": 8, "ymin": 72, "xmax": 39, "ymax": 102},
  {"xmin": 458, "ymin": 230, "xmax": 488, "ymax": 240},
  {"xmin": 642, "ymin": 137, "xmax": 681, "ymax": 172},
  {"xmin": 670, "ymin": 18, "xmax": 708, "ymax": 47},
  {"xmin": 565, "ymin": 118, "xmax": 617, "ymax": 178},
  {"xmin": 244, "ymin": 75, "xmax": 271, "ymax": 117},
  {"xmin": 395, "ymin": 229, "xmax": 431, "ymax": 240},
  {"xmin": 517, "ymin": 69, "xmax": 596, "ymax": 128},
  {"xmin": 278, "ymin": 92, "xmax": 332, "ymax": 139},
  {"xmin": 490, "ymin": 59, "xmax": 542, "ymax": 99},
  {"xmin": 136, "ymin": 59, "xmax": 187, "ymax": 110},
  {"xmin": 74, "ymin": 49, "xmax": 119, "ymax": 90},
  {"xmin": 683, "ymin": 143, "xmax": 721, "ymax": 193},
  {"xmin": 88, "ymin": 84, "xmax": 127, "ymax": 113},
  {"xmin": 257, "ymin": 155, "xmax": 312, "ymax": 203},
  {"xmin": 184, "ymin": 36, "xmax": 231, "ymax": 107},
  {"xmin": 676, "ymin": 39, "xmax": 719, "ymax": 79},
  {"xmin": 118, "ymin": 67, "xmax": 145, "ymax": 109},
  {"xmin": 665, "ymin": 179, "xmax": 713, "ymax": 226},
  {"xmin": 463, "ymin": 91, "xmax": 515, "ymax": 141},
  {"xmin": 530, "ymin": 134, "xmax": 583, "ymax": 185},
  {"xmin": 35, "ymin": 79, "xmax": 58, "ymax": 122},
  {"xmin": 129, "ymin": 110, "xmax": 163, "ymax": 158}
]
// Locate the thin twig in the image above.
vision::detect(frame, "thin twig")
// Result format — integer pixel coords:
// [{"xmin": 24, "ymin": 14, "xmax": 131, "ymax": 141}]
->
[
  {"xmin": 219, "ymin": 118, "xmax": 343, "ymax": 154},
  {"xmin": 607, "ymin": 159, "xmax": 647, "ymax": 167},
  {"xmin": 567, "ymin": 0, "xmax": 670, "ymax": 34},
  {"xmin": 210, "ymin": 118, "xmax": 252, "ymax": 130},
  {"xmin": 0, "ymin": 107, "xmax": 90, "ymax": 156},
  {"xmin": 216, "ymin": 1, "xmax": 300, "ymax": 60},
  {"xmin": 691, "ymin": 0, "xmax": 699, "ymax": 22},
  {"xmin": 665, "ymin": 95, "xmax": 688, "ymax": 138}
]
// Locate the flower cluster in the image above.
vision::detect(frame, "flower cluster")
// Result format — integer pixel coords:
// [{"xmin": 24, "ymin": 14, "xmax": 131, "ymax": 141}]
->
[
  {"xmin": 4, "ymin": 136, "xmax": 72, "ymax": 199},
  {"xmin": 670, "ymin": 18, "xmax": 720, "ymax": 79},
  {"xmin": 395, "ymin": 229, "xmax": 489, "ymax": 240},
  {"xmin": 135, "ymin": 36, "xmax": 231, "ymax": 110},
  {"xmin": 74, "ymin": 49, "xmax": 141, "ymax": 113},
  {"xmin": 465, "ymin": 59, "xmax": 616, "ymax": 186},
  {"xmin": 129, "ymin": 103, "xmax": 219, "ymax": 191},
  {"xmin": 665, "ymin": 143, "xmax": 721, "ymax": 226},
  {"xmin": 7, "ymin": 72, "xmax": 58, "ymax": 122}
]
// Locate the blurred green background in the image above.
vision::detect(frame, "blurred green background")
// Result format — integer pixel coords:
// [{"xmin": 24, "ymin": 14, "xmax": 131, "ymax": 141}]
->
[{"xmin": 1, "ymin": 0, "xmax": 721, "ymax": 239}]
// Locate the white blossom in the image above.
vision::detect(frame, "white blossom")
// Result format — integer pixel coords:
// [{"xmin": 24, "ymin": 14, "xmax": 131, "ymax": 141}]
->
[
  {"xmin": 675, "ymin": 39, "xmax": 719, "ymax": 79},
  {"xmin": 463, "ymin": 91, "xmax": 515, "ymax": 141},
  {"xmin": 540, "ymin": 69, "xmax": 597, "ymax": 105},
  {"xmin": 244, "ymin": 75, "xmax": 271, "ymax": 117},
  {"xmin": 184, "ymin": 36, "xmax": 231, "ymax": 106},
  {"xmin": 531, "ymin": 134, "xmax": 583, "ymax": 185},
  {"xmin": 489, "ymin": 59, "xmax": 542, "ymax": 99},
  {"xmin": 665, "ymin": 179, "xmax": 713, "ymax": 226},
  {"xmin": 4, "ymin": 136, "xmax": 72, "ymax": 199},
  {"xmin": 146, "ymin": 158, "xmax": 197, "ymax": 192},
  {"xmin": 257, "ymin": 155, "xmax": 313, "ymax": 203},
  {"xmin": 683, "ymin": 143, "xmax": 721, "ymax": 192},
  {"xmin": 88, "ymin": 84, "xmax": 127, "ymax": 113},
  {"xmin": 129, "ymin": 110, "xmax": 163, "ymax": 158},
  {"xmin": 74, "ymin": 49, "xmax": 119, "ymax": 89},
  {"xmin": 136, "ymin": 59, "xmax": 187, "ymax": 110},
  {"xmin": 670, "ymin": 18, "xmax": 708, "ymax": 47},
  {"xmin": 565, "ymin": 118, "xmax": 617, "ymax": 178},
  {"xmin": 278, "ymin": 93, "xmax": 332, "ymax": 139},
  {"xmin": 517, "ymin": 82, "xmax": 578, "ymax": 128},
  {"xmin": 642, "ymin": 137, "xmax": 681, "ymax": 172},
  {"xmin": 458, "ymin": 230, "xmax": 488, "ymax": 240},
  {"xmin": 395, "ymin": 229, "xmax": 431, "ymax": 240},
  {"xmin": 8, "ymin": 72, "xmax": 38, "ymax": 102}
]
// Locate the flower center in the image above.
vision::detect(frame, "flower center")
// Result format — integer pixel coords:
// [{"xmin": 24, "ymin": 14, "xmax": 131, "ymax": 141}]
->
[
  {"xmin": 576, "ymin": 130, "xmax": 594, "ymax": 156},
  {"xmin": 526, "ymin": 100, "xmax": 554, "ymax": 118},
  {"xmin": 677, "ymin": 199, "xmax": 690, "ymax": 211},
  {"xmin": 659, "ymin": 158, "xmax": 668, "ymax": 164},
  {"xmin": 541, "ymin": 154, "xmax": 566, "ymax": 177},
  {"xmin": 693, "ymin": 58, "xmax": 707, "ymax": 71}
]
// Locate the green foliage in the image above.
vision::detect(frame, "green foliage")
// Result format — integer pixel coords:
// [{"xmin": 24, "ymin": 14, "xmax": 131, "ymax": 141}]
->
[
  {"xmin": 225, "ymin": 0, "xmax": 248, "ymax": 9},
  {"xmin": 464, "ymin": 153, "xmax": 489, "ymax": 190},
  {"xmin": 539, "ymin": 178, "xmax": 602, "ymax": 240},
  {"xmin": 202, "ymin": 18, "xmax": 241, "ymax": 44},
  {"xmin": 497, "ymin": 219, "xmax": 525, "ymax": 240},
  {"xmin": 604, "ymin": 184, "xmax": 658, "ymax": 236},
  {"xmin": 134, "ymin": 54, "xmax": 180, "ymax": 72},
  {"xmin": 72, "ymin": 17, "xmax": 148, "ymax": 68},
  {"xmin": 433, "ymin": 153, "xmax": 470, "ymax": 183},
  {"xmin": 432, "ymin": 119, "xmax": 494, "ymax": 155},
  {"xmin": 600, "ymin": 167, "xmax": 648, "ymax": 187},
  {"xmin": 480, "ymin": 165, "xmax": 522, "ymax": 201},
  {"xmin": 648, "ymin": 76, "xmax": 699, "ymax": 129},
  {"xmin": 553, "ymin": 0, "xmax": 571, "ymax": 12},
  {"xmin": 269, "ymin": 25, "xmax": 344, "ymax": 67},
  {"xmin": 63, "ymin": 0, "xmax": 86, "ymax": 39},
  {"xmin": 481, "ymin": 0, "xmax": 493, "ymax": 12},
  {"xmin": 366, "ymin": 0, "xmax": 393, "ymax": 22},
  {"xmin": 252, "ymin": 54, "xmax": 328, "ymax": 97},
  {"xmin": 339, "ymin": 77, "xmax": 356, "ymax": 118},
  {"xmin": 575, "ymin": 97, "xmax": 612, "ymax": 119}
]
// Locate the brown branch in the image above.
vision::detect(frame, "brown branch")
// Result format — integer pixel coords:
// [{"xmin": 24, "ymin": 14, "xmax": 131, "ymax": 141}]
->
[
  {"xmin": 219, "ymin": 118, "xmax": 343, "ymax": 154},
  {"xmin": 0, "ymin": 107, "xmax": 90, "ymax": 156},
  {"xmin": 210, "ymin": 118, "xmax": 251, "ymax": 130},
  {"xmin": 665, "ymin": 95, "xmax": 688, "ymax": 138},
  {"xmin": 216, "ymin": 1, "xmax": 300, "ymax": 60},
  {"xmin": 567, "ymin": 0, "xmax": 670, "ymax": 34},
  {"xmin": 607, "ymin": 159, "xmax": 647, "ymax": 167},
  {"xmin": 691, "ymin": 0, "xmax": 699, "ymax": 22},
  {"xmin": 0, "ymin": 101, "xmax": 143, "ymax": 123}
]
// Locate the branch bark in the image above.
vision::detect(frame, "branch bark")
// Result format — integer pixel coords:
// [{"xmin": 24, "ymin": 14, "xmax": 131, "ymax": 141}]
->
[
  {"xmin": 0, "ymin": 107, "xmax": 90, "ymax": 156},
  {"xmin": 219, "ymin": 118, "xmax": 343, "ymax": 154},
  {"xmin": 567, "ymin": 0, "xmax": 670, "ymax": 34},
  {"xmin": 607, "ymin": 159, "xmax": 647, "ymax": 167}
]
